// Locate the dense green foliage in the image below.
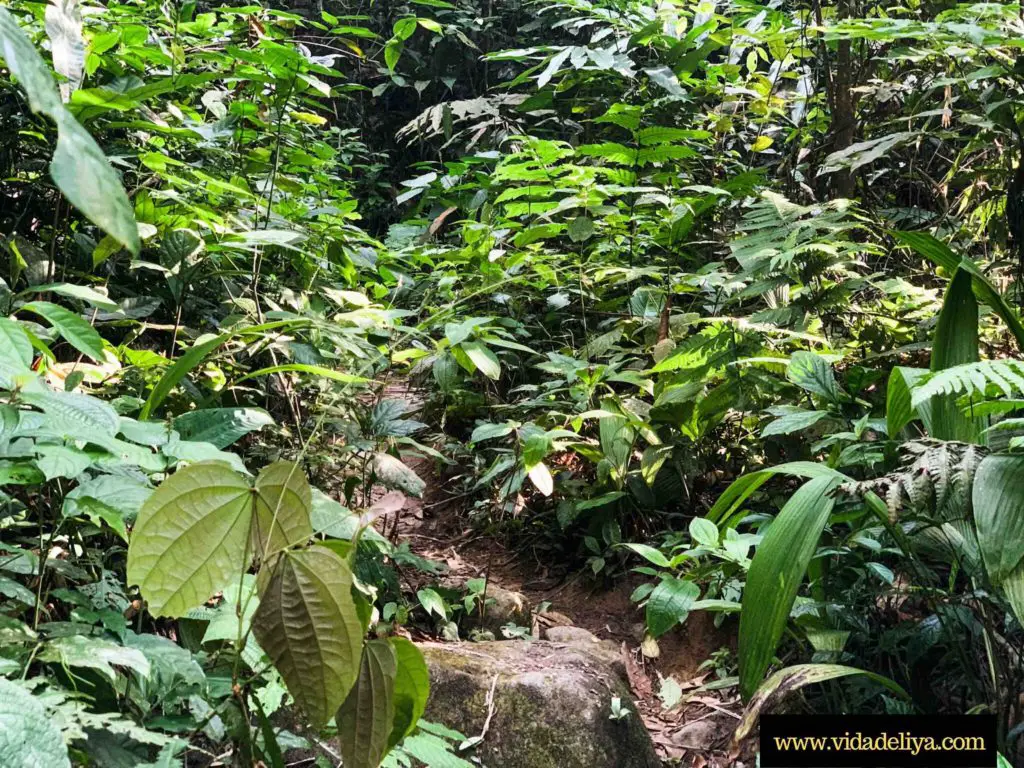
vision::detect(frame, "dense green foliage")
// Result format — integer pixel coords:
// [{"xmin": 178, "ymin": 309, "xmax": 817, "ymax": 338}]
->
[{"xmin": 5, "ymin": 0, "xmax": 1024, "ymax": 763}]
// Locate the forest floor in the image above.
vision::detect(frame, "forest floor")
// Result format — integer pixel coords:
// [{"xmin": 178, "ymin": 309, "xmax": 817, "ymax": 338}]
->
[{"xmin": 378, "ymin": 383, "xmax": 744, "ymax": 766}]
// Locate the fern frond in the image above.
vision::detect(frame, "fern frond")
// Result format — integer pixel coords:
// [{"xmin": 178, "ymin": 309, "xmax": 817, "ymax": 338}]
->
[
  {"xmin": 838, "ymin": 439, "xmax": 987, "ymax": 522},
  {"xmin": 911, "ymin": 359, "xmax": 1024, "ymax": 410}
]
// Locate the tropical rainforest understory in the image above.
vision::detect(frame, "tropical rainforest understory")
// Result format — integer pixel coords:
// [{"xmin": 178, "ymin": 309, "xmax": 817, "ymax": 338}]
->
[{"xmin": 4, "ymin": 0, "xmax": 1024, "ymax": 764}]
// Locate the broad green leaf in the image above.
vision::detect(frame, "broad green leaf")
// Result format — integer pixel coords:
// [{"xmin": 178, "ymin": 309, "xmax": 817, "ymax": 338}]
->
[
  {"xmin": 0, "ymin": 677, "xmax": 71, "ymax": 768},
  {"xmin": 973, "ymin": 454, "xmax": 1024, "ymax": 583},
  {"xmin": 201, "ymin": 574, "xmax": 259, "ymax": 645},
  {"xmin": 432, "ymin": 353, "xmax": 460, "ymax": 391},
  {"xmin": 122, "ymin": 630, "xmax": 206, "ymax": 705},
  {"xmin": 689, "ymin": 518, "xmax": 719, "ymax": 547},
  {"xmin": 51, "ymin": 113, "xmax": 140, "ymax": 255},
  {"xmin": 738, "ymin": 475, "xmax": 842, "ymax": 699},
  {"xmin": 35, "ymin": 443, "xmax": 91, "ymax": 480},
  {"xmin": 20, "ymin": 387, "xmax": 120, "ymax": 439},
  {"xmin": 26, "ymin": 282, "xmax": 118, "ymax": 310},
  {"xmin": 567, "ymin": 215, "xmax": 594, "ymax": 242},
  {"xmin": 253, "ymin": 546, "xmax": 363, "ymax": 728},
  {"xmin": 161, "ymin": 434, "xmax": 248, "ymax": 474},
  {"xmin": 41, "ymin": 634, "xmax": 150, "ymax": 683},
  {"xmin": 337, "ymin": 640, "xmax": 397, "ymax": 768},
  {"xmin": 0, "ymin": 9, "xmax": 63, "ymax": 114},
  {"xmin": 309, "ymin": 489, "xmax": 391, "ymax": 550},
  {"xmin": 373, "ymin": 452, "xmax": 425, "ymax": 497},
  {"xmin": 469, "ymin": 420, "xmax": 519, "ymax": 444},
  {"xmin": 733, "ymin": 664, "xmax": 908, "ymax": 743},
  {"xmin": 119, "ymin": 417, "xmax": 173, "ymax": 447},
  {"xmin": 252, "ymin": 460, "xmax": 313, "ymax": 557},
  {"xmin": 21, "ymin": 300, "xmax": 104, "ymax": 361},
  {"xmin": 929, "ymin": 267, "xmax": 982, "ymax": 443},
  {"xmin": 161, "ymin": 229, "xmax": 203, "ymax": 274},
  {"xmin": 416, "ymin": 587, "xmax": 447, "ymax": 620},
  {"xmin": 1002, "ymin": 562, "xmax": 1024, "ymax": 631},
  {"xmin": 621, "ymin": 543, "xmax": 670, "ymax": 568},
  {"xmin": 63, "ymin": 473, "xmax": 153, "ymax": 537},
  {"xmin": 0, "ymin": 11, "xmax": 130, "ymax": 258},
  {"xmin": 394, "ymin": 733, "xmax": 476, "ymax": 768},
  {"xmin": 173, "ymin": 407, "xmax": 274, "ymax": 449},
  {"xmin": 707, "ymin": 462, "xmax": 848, "ymax": 523},
  {"xmin": 0, "ymin": 462, "xmax": 45, "ymax": 486},
  {"xmin": 629, "ymin": 287, "xmax": 664, "ymax": 318},
  {"xmin": 44, "ymin": 0, "xmax": 84, "ymax": 101},
  {"xmin": 599, "ymin": 400, "xmax": 632, "ymax": 481},
  {"xmin": 127, "ymin": 461, "xmax": 253, "ymax": 617},
  {"xmin": 460, "ymin": 341, "xmax": 500, "ymax": 380},
  {"xmin": 786, "ymin": 351, "xmax": 841, "ymax": 403},
  {"xmin": 387, "ymin": 637, "xmax": 429, "ymax": 748},
  {"xmin": 384, "ymin": 40, "xmax": 402, "ymax": 71},
  {"xmin": 0, "ymin": 318, "xmax": 33, "ymax": 386},
  {"xmin": 894, "ymin": 231, "xmax": 1024, "ymax": 350},
  {"xmin": 527, "ymin": 461, "xmax": 553, "ymax": 496},
  {"xmin": 368, "ymin": 399, "xmax": 425, "ymax": 438},
  {"xmin": 0, "ymin": 575, "xmax": 36, "ymax": 606},
  {"xmin": 761, "ymin": 409, "xmax": 830, "ymax": 437},
  {"xmin": 645, "ymin": 576, "xmax": 699, "ymax": 638}
]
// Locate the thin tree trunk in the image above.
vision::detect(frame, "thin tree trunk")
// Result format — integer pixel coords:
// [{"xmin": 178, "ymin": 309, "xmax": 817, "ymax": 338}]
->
[{"xmin": 832, "ymin": 0, "xmax": 856, "ymax": 198}]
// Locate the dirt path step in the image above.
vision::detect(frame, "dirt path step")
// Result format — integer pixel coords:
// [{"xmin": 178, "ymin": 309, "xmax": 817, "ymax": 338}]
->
[{"xmin": 374, "ymin": 388, "xmax": 744, "ymax": 765}]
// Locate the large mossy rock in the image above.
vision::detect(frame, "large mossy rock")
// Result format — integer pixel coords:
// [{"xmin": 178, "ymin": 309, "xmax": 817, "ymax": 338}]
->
[{"xmin": 420, "ymin": 640, "xmax": 661, "ymax": 768}]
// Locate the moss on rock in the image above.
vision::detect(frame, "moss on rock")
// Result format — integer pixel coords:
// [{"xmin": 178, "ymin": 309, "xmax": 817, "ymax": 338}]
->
[{"xmin": 420, "ymin": 640, "xmax": 661, "ymax": 768}]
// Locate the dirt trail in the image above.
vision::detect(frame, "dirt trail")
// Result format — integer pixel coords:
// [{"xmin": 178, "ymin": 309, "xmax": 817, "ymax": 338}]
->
[{"xmin": 376, "ymin": 389, "xmax": 745, "ymax": 765}]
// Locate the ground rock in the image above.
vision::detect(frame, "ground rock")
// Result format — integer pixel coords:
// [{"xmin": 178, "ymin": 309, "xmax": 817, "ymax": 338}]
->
[
  {"xmin": 469, "ymin": 584, "xmax": 531, "ymax": 634},
  {"xmin": 542, "ymin": 625, "xmax": 600, "ymax": 644},
  {"xmin": 420, "ymin": 639, "xmax": 661, "ymax": 768}
]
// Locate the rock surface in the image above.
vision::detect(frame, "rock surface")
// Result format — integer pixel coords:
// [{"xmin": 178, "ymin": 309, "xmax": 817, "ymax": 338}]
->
[
  {"xmin": 420, "ymin": 640, "xmax": 661, "ymax": 768},
  {"xmin": 542, "ymin": 625, "xmax": 602, "ymax": 645},
  {"xmin": 474, "ymin": 584, "xmax": 531, "ymax": 634}
]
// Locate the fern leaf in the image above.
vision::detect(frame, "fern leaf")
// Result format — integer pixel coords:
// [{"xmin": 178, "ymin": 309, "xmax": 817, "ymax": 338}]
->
[{"xmin": 911, "ymin": 360, "xmax": 1024, "ymax": 410}]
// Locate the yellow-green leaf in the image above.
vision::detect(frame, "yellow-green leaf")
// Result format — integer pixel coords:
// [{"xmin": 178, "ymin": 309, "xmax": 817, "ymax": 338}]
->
[
  {"xmin": 252, "ymin": 460, "xmax": 313, "ymax": 559},
  {"xmin": 127, "ymin": 461, "xmax": 252, "ymax": 617},
  {"xmin": 734, "ymin": 664, "xmax": 907, "ymax": 744}
]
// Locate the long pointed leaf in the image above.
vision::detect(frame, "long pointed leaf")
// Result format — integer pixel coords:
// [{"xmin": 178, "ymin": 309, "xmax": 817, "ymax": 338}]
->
[
  {"xmin": 738, "ymin": 475, "xmax": 842, "ymax": 699},
  {"xmin": 141, "ymin": 320, "xmax": 310, "ymax": 418},
  {"xmin": 707, "ymin": 462, "xmax": 847, "ymax": 523},
  {"xmin": 734, "ymin": 664, "xmax": 908, "ymax": 744},
  {"xmin": 929, "ymin": 267, "xmax": 982, "ymax": 443}
]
